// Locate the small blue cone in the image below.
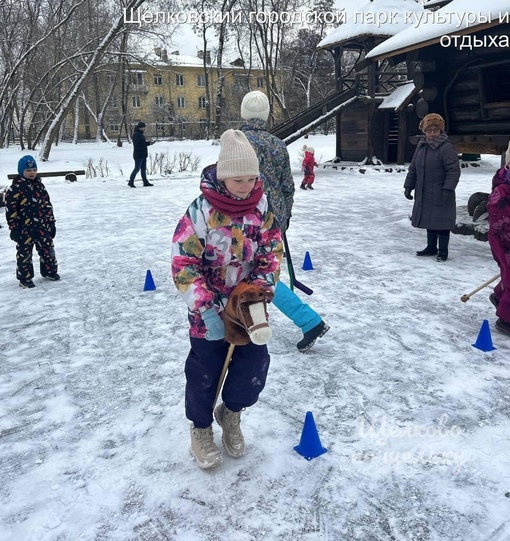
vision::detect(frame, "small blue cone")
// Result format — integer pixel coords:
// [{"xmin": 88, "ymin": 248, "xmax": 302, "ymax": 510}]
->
[
  {"xmin": 302, "ymin": 251, "xmax": 314, "ymax": 271},
  {"xmin": 472, "ymin": 319, "xmax": 496, "ymax": 351},
  {"xmin": 294, "ymin": 411, "xmax": 327, "ymax": 460},
  {"xmin": 143, "ymin": 269, "xmax": 156, "ymax": 291}
]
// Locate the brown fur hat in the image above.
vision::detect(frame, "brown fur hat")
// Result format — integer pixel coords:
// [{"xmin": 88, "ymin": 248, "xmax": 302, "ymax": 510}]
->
[
  {"xmin": 223, "ymin": 282, "xmax": 273, "ymax": 346},
  {"xmin": 419, "ymin": 113, "xmax": 445, "ymax": 133}
]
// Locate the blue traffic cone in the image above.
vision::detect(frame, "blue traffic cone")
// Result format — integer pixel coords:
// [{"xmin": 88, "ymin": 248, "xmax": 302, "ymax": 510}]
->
[
  {"xmin": 294, "ymin": 411, "xmax": 327, "ymax": 460},
  {"xmin": 472, "ymin": 319, "xmax": 496, "ymax": 351},
  {"xmin": 302, "ymin": 251, "xmax": 314, "ymax": 271},
  {"xmin": 143, "ymin": 269, "xmax": 156, "ymax": 291}
]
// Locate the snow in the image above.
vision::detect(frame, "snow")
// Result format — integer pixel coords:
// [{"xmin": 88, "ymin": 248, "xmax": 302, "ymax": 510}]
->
[
  {"xmin": 1, "ymin": 134, "xmax": 510, "ymax": 540},
  {"xmin": 318, "ymin": 0, "xmax": 425, "ymax": 49},
  {"xmin": 378, "ymin": 82, "xmax": 417, "ymax": 110},
  {"xmin": 367, "ymin": 0, "xmax": 510, "ymax": 59}
]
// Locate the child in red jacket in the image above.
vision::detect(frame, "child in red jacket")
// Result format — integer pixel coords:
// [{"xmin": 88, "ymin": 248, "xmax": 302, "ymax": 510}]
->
[
  {"xmin": 487, "ymin": 144, "xmax": 510, "ymax": 336},
  {"xmin": 300, "ymin": 145, "xmax": 318, "ymax": 190}
]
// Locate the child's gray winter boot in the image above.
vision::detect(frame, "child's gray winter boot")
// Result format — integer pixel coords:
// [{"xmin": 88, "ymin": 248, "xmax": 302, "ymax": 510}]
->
[
  {"xmin": 190, "ymin": 425, "xmax": 222, "ymax": 469},
  {"xmin": 214, "ymin": 402, "xmax": 245, "ymax": 457}
]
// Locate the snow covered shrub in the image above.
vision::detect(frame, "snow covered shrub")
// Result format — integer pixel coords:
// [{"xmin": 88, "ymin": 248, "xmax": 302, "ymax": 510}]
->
[{"xmin": 84, "ymin": 157, "xmax": 109, "ymax": 178}]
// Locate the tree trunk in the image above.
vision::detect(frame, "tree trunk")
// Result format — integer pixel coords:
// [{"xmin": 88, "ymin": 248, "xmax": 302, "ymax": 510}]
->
[{"xmin": 40, "ymin": 0, "xmax": 146, "ymax": 161}]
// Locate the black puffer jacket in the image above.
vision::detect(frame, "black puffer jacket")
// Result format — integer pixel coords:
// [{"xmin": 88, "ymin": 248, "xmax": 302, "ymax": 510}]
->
[
  {"xmin": 132, "ymin": 127, "xmax": 152, "ymax": 159},
  {"xmin": 404, "ymin": 133, "xmax": 460, "ymax": 231}
]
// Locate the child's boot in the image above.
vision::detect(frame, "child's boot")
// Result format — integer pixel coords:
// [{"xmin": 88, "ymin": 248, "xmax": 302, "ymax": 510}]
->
[
  {"xmin": 214, "ymin": 402, "xmax": 245, "ymax": 457},
  {"xmin": 190, "ymin": 425, "xmax": 222, "ymax": 469},
  {"xmin": 300, "ymin": 182, "xmax": 307, "ymax": 190},
  {"xmin": 495, "ymin": 318, "xmax": 510, "ymax": 337}
]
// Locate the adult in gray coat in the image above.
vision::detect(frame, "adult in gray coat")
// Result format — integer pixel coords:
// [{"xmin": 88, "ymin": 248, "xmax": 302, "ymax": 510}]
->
[{"xmin": 403, "ymin": 113, "xmax": 461, "ymax": 262}]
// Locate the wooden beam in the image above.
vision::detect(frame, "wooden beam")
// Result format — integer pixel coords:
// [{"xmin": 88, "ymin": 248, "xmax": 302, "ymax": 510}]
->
[{"xmin": 7, "ymin": 170, "xmax": 86, "ymax": 180}]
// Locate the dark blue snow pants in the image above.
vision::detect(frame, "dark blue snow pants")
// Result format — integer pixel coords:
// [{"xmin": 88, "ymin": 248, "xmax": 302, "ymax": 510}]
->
[{"xmin": 185, "ymin": 337, "xmax": 270, "ymax": 428}]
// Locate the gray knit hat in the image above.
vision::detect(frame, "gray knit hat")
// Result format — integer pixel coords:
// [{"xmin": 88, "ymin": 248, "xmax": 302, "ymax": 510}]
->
[
  {"xmin": 217, "ymin": 129, "xmax": 259, "ymax": 179},
  {"xmin": 241, "ymin": 91, "xmax": 270, "ymax": 121}
]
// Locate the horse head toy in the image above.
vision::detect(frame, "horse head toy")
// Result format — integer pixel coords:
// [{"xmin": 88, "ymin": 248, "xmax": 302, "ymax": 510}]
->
[{"xmin": 223, "ymin": 282, "xmax": 273, "ymax": 346}]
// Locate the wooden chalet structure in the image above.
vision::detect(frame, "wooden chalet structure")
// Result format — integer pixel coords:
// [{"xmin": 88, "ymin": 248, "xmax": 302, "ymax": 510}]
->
[
  {"xmin": 315, "ymin": 0, "xmax": 426, "ymax": 165},
  {"xmin": 366, "ymin": 0, "xmax": 510, "ymax": 159},
  {"xmin": 271, "ymin": 0, "xmax": 509, "ymax": 165}
]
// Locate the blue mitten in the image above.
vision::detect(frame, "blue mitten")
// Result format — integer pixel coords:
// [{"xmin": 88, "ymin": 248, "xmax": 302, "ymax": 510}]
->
[{"xmin": 202, "ymin": 307, "xmax": 225, "ymax": 341}]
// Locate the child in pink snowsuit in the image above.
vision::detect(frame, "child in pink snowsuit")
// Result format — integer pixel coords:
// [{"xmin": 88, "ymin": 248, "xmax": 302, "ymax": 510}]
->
[
  {"xmin": 487, "ymin": 146, "xmax": 510, "ymax": 337},
  {"xmin": 300, "ymin": 145, "xmax": 318, "ymax": 190}
]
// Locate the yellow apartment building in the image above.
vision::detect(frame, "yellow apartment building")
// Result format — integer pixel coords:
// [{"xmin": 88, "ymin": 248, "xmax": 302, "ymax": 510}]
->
[{"xmin": 78, "ymin": 49, "xmax": 278, "ymax": 140}]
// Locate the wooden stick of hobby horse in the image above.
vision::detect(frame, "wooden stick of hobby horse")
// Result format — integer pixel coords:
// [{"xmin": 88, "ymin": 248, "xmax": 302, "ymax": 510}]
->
[
  {"xmin": 213, "ymin": 343, "xmax": 236, "ymax": 409},
  {"xmin": 460, "ymin": 273, "xmax": 501, "ymax": 302}
]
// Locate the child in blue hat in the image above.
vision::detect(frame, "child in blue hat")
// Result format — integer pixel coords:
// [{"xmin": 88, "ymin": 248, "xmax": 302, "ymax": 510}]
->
[{"xmin": 5, "ymin": 155, "xmax": 60, "ymax": 288}]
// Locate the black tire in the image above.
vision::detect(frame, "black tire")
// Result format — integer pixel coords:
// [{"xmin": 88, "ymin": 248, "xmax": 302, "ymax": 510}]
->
[
  {"xmin": 467, "ymin": 192, "xmax": 489, "ymax": 216},
  {"xmin": 472, "ymin": 200, "xmax": 488, "ymax": 222}
]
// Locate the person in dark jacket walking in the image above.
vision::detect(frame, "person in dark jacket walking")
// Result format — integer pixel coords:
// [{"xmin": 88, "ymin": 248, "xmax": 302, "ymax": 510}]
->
[
  {"xmin": 487, "ymin": 143, "xmax": 510, "ymax": 337},
  {"xmin": 240, "ymin": 91, "xmax": 330, "ymax": 351},
  {"xmin": 128, "ymin": 121, "xmax": 154, "ymax": 187},
  {"xmin": 5, "ymin": 155, "xmax": 59, "ymax": 288},
  {"xmin": 403, "ymin": 113, "xmax": 461, "ymax": 262}
]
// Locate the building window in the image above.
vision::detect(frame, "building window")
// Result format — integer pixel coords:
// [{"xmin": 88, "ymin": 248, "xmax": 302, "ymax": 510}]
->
[
  {"xmin": 256, "ymin": 77, "xmax": 264, "ymax": 88},
  {"xmin": 197, "ymin": 74, "xmax": 206, "ymax": 87},
  {"xmin": 131, "ymin": 72, "xmax": 144, "ymax": 86},
  {"xmin": 154, "ymin": 74, "xmax": 163, "ymax": 85},
  {"xmin": 177, "ymin": 97, "xmax": 185, "ymax": 108},
  {"xmin": 106, "ymin": 73, "xmax": 117, "ymax": 85},
  {"xmin": 155, "ymin": 96, "xmax": 164, "ymax": 107},
  {"xmin": 198, "ymin": 96, "xmax": 206, "ymax": 109},
  {"xmin": 109, "ymin": 123, "xmax": 120, "ymax": 132},
  {"xmin": 107, "ymin": 96, "xmax": 118, "ymax": 108},
  {"xmin": 132, "ymin": 96, "xmax": 141, "ymax": 108},
  {"xmin": 176, "ymin": 74, "xmax": 184, "ymax": 86}
]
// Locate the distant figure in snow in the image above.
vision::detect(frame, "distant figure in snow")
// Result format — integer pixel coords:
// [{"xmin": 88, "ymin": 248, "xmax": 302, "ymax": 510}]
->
[
  {"xmin": 128, "ymin": 121, "xmax": 154, "ymax": 187},
  {"xmin": 403, "ymin": 113, "xmax": 461, "ymax": 262},
  {"xmin": 300, "ymin": 145, "xmax": 318, "ymax": 190},
  {"xmin": 5, "ymin": 155, "xmax": 60, "ymax": 288},
  {"xmin": 487, "ymin": 141, "xmax": 510, "ymax": 337},
  {"xmin": 171, "ymin": 129, "xmax": 282, "ymax": 470},
  {"xmin": 239, "ymin": 90, "xmax": 330, "ymax": 351}
]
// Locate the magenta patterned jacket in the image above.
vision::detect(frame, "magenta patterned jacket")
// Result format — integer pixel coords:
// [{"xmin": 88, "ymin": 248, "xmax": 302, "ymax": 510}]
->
[
  {"xmin": 487, "ymin": 166, "xmax": 510, "ymax": 265},
  {"xmin": 171, "ymin": 165, "xmax": 283, "ymax": 338}
]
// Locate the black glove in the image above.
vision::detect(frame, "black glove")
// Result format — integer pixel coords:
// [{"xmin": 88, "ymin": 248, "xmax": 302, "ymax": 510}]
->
[
  {"xmin": 404, "ymin": 188, "xmax": 413, "ymax": 200},
  {"xmin": 10, "ymin": 229, "xmax": 20, "ymax": 243},
  {"xmin": 443, "ymin": 189, "xmax": 453, "ymax": 205},
  {"xmin": 50, "ymin": 223, "xmax": 56, "ymax": 238}
]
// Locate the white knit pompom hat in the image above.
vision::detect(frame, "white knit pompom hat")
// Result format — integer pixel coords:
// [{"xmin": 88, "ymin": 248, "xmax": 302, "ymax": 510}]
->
[
  {"xmin": 241, "ymin": 91, "xmax": 270, "ymax": 121},
  {"xmin": 302, "ymin": 144, "xmax": 314, "ymax": 154},
  {"xmin": 216, "ymin": 129, "xmax": 259, "ymax": 180}
]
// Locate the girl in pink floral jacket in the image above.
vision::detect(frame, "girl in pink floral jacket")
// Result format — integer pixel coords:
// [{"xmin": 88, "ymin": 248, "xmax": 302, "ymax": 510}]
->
[
  {"xmin": 171, "ymin": 129, "xmax": 282, "ymax": 469},
  {"xmin": 487, "ymin": 160, "xmax": 510, "ymax": 337}
]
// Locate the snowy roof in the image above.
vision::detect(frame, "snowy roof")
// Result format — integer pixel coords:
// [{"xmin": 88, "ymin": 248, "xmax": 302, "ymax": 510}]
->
[
  {"xmin": 367, "ymin": 0, "xmax": 510, "ymax": 59},
  {"xmin": 154, "ymin": 53, "xmax": 205, "ymax": 68},
  {"xmin": 378, "ymin": 82, "xmax": 417, "ymax": 111},
  {"xmin": 425, "ymin": 0, "xmax": 452, "ymax": 6},
  {"xmin": 317, "ymin": 0, "xmax": 425, "ymax": 50}
]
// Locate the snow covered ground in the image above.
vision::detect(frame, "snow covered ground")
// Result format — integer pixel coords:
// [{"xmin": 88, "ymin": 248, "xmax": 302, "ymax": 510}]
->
[{"xmin": 1, "ymin": 134, "xmax": 509, "ymax": 541}]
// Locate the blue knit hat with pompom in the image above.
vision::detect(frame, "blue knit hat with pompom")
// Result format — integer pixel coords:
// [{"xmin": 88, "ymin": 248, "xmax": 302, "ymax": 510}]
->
[{"xmin": 18, "ymin": 155, "xmax": 38, "ymax": 177}]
